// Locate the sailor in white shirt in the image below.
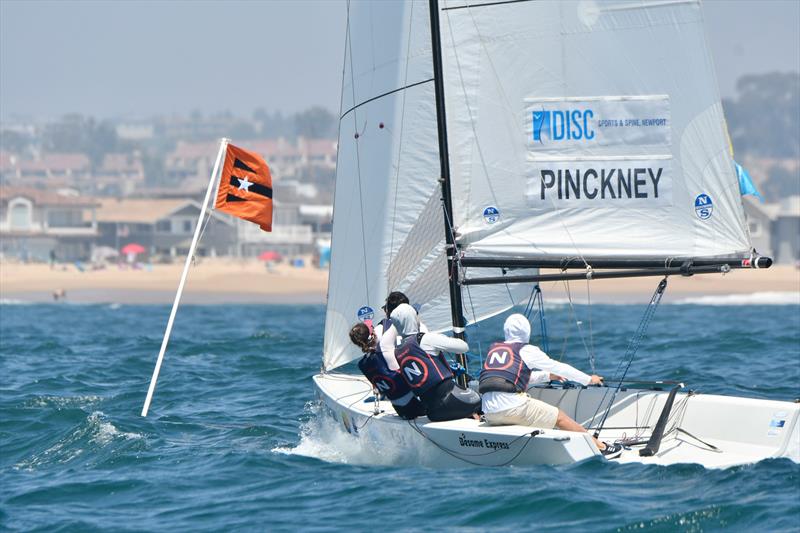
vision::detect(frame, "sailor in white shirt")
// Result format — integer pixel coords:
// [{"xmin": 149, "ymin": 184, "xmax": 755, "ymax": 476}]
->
[
  {"xmin": 372, "ymin": 291, "xmax": 427, "ymax": 371},
  {"xmin": 480, "ymin": 314, "xmax": 619, "ymax": 455}
]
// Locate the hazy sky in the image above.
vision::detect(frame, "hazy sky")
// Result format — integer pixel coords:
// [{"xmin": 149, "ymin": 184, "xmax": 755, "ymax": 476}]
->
[{"xmin": 1, "ymin": 0, "xmax": 798, "ymax": 121}]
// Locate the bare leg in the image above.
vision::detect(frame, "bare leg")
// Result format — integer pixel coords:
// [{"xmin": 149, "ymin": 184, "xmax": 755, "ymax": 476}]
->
[{"xmin": 555, "ymin": 410, "xmax": 606, "ymax": 451}]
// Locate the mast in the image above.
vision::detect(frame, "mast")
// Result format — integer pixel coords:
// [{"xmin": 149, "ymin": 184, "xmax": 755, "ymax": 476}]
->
[{"xmin": 429, "ymin": 0, "xmax": 468, "ymax": 378}]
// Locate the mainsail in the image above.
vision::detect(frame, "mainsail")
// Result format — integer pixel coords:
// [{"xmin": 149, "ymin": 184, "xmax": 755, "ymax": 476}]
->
[
  {"xmin": 323, "ymin": 0, "xmax": 769, "ymax": 371},
  {"xmin": 437, "ymin": 0, "xmax": 752, "ymax": 261},
  {"xmin": 323, "ymin": 1, "xmax": 534, "ymax": 370}
]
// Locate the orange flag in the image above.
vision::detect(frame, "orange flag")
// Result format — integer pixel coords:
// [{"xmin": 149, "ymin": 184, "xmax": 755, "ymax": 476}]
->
[{"xmin": 214, "ymin": 143, "xmax": 273, "ymax": 231}]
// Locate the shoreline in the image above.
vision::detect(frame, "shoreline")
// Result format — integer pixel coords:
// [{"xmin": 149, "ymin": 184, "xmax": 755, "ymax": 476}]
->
[{"xmin": 1, "ymin": 260, "xmax": 798, "ymax": 305}]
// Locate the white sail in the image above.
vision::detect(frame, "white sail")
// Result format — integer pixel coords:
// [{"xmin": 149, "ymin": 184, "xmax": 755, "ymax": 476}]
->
[
  {"xmin": 323, "ymin": 1, "xmax": 535, "ymax": 371},
  {"xmin": 438, "ymin": 0, "xmax": 752, "ymax": 260}
]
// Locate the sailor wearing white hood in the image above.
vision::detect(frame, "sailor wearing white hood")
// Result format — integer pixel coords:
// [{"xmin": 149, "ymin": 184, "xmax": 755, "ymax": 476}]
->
[
  {"xmin": 480, "ymin": 314, "xmax": 618, "ymax": 455},
  {"xmin": 391, "ymin": 303, "xmax": 481, "ymax": 422}
]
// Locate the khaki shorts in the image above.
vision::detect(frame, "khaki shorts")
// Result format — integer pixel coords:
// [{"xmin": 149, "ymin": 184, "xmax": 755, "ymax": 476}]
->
[{"xmin": 484, "ymin": 395, "xmax": 559, "ymax": 429}]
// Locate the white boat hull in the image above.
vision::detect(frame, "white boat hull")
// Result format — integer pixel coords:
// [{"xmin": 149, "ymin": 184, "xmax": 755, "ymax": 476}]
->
[{"xmin": 312, "ymin": 373, "xmax": 800, "ymax": 468}]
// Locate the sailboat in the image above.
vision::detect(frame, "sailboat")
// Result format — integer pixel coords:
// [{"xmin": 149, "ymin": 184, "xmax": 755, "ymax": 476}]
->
[{"xmin": 313, "ymin": 0, "xmax": 799, "ymax": 467}]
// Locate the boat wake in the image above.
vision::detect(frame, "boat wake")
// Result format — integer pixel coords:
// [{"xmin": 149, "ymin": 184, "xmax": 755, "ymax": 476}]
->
[
  {"xmin": 671, "ymin": 292, "xmax": 799, "ymax": 306},
  {"xmin": 272, "ymin": 402, "xmax": 409, "ymax": 466}
]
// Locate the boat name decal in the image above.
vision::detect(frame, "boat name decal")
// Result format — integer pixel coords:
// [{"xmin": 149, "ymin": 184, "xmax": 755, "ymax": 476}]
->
[{"xmin": 458, "ymin": 433, "xmax": 510, "ymax": 450}]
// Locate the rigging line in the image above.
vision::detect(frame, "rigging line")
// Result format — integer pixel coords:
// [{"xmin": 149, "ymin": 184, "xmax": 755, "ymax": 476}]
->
[
  {"xmin": 339, "ymin": 78, "xmax": 434, "ymax": 121},
  {"xmin": 592, "ymin": 278, "xmax": 668, "ymax": 439},
  {"xmin": 457, "ymin": 5, "xmax": 589, "ymax": 267},
  {"xmin": 388, "ymin": 1, "xmax": 417, "ymax": 267},
  {"xmin": 537, "ymin": 286, "xmax": 550, "ymax": 353},
  {"xmin": 561, "ymin": 279, "xmax": 593, "ymax": 365},
  {"xmin": 436, "ymin": 13, "xmax": 520, "ymax": 313},
  {"xmin": 464, "ymin": 283, "xmax": 484, "ymax": 368},
  {"xmin": 320, "ymin": 4, "xmax": 354, "ymax": 374},
  {"xmin": 442, "ymin": 0, "xmax": 535, "ymax": 11},
  {"xmin": 441, "ymin": 6, "xmax": 503, "ymax": 221},
  {"xmin": 586, "ymin": 279, "xmax": 596, "ymax": 374},
  {"xmin": 192, "ymin": 210, "xmax": 214, "ymax": 263},
  {"xmin": 346, "ymin": 1, "xmax": 371, "ymax": 302},
  {"xmin": 522, "ymin": 285, "xmax": 537, "ymax": 318}
]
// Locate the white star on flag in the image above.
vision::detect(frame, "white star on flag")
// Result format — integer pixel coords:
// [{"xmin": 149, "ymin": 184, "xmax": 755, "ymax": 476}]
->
[{"xmin": 238, "ymin": 176, "xmax": 253, "ymax": 191}]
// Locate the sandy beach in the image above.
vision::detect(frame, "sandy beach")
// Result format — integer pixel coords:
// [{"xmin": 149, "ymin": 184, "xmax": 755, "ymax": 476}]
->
[
  {"xmin": 0, "ymin": 259, "xmax": 329, "ymax": 304},
  {"xmin": 1, "ymin": 259, "xmax": 798, "ymax": 305}
]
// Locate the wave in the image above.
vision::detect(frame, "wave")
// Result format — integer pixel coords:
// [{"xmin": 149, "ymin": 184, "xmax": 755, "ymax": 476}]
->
[
  {"xmin": 671, "ymin": 292, "xmax": 800, "ymax": 306},
  {"xmin": 23, "ymin": 395, "xmax": 104, "ymax": 410},
  {"xmin": 14, "ymin": 411, "xmax": 144, "ymax": 471},
  {"xmin": 0, "ymin": 298, "xmax": 31, "ymax": 305}
]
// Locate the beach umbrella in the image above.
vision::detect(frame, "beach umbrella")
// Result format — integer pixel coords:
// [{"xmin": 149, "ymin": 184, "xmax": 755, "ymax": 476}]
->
[
  {"xmin": 121, "ymin": 243, "xmax": 146, "ymax": 255},
  {"xmin": 258, "ymin": 250, "xmax": 281, "ymax": 261}
]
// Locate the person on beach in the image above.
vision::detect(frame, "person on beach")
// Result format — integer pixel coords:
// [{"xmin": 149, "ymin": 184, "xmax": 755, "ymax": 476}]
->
[
  {"xmin": 371, "ymin": 291, "xmax": 427, "ymax": 371},
  {"xmin": 479, "ymin": 313, "xmax": 620, "ymax": 455},
  {"xmin": 349, "ymin": 322, "xmax": 425, "ymax": 420},
  {"xmin": 390, "ymin": 303, "xmax": 481, "ymax": 422}
]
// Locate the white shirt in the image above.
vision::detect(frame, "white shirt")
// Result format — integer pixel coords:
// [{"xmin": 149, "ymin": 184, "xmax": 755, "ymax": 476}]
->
[
  {"xmin": 374, "ymin": 319, "xmax": 428, "ymax": 371},
  {"xmin": 481, "ymin": 344, "xmax": 591, "ymax": 413}
]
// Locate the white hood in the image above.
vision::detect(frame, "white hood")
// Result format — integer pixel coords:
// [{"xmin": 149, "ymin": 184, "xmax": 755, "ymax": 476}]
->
[
  {"xmin": 391, "ymin": 303, "xmax": 420, "ymax": 337},
  {"xmin": 504, "ymin": 314, "xmax": 531, "ymax": 344}
]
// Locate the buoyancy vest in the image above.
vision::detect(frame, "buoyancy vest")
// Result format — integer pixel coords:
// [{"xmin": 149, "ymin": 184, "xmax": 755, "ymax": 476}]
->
[
  {"xmin": 479, "ymin": 342, "xmax": 531, "ymax": 394},
  {"xmin": 395, "ymin": 333, "xmax": 453, "ymax": 397},
  {"xmin": 375, "ymin": 317, "xmax": 392, "ymax": 334},
  {"xmin": 357, "ymin": 348, "xmax": 411, "ymax": 402}
]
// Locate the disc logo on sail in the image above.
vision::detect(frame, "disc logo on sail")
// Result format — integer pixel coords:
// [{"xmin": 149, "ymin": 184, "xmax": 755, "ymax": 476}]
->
[
  {"xmin": 694, "ymin": 194, "xmax": 714, "ymax": 220},
  {"xmin": 526, "ymin": 95, "xmax": 671, "ymax": 152},
  {"xmin": 532, "ymin": 109, "xmax": 595, "ymax": 143}
]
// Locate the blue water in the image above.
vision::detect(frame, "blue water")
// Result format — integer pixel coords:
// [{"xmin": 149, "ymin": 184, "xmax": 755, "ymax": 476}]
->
[{"xmin": 1, "ymin": 300, "xmax": 799, "ymax": 532}]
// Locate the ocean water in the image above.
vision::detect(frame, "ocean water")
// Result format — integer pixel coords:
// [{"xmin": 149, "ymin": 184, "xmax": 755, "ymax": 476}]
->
[{"xmin": 1, "ymin": 297, "xmax": 799, "ymax": 532}]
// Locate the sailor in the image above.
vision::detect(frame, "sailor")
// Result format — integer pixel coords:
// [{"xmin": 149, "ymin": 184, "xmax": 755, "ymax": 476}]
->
[
  {"xmin": 390, "ymin": 303, "xmax": 481, "ymax": 422},
  {"xmin": 479, "ymin": 314, "xmax": 621, "ymax": 455},
  {"xmin": 350, "ymin": 322, "xmax": 426, "ymax": 420},
  {"xmin": 373, "ymin": 291, "xmax": 428, "ymax": 371}
]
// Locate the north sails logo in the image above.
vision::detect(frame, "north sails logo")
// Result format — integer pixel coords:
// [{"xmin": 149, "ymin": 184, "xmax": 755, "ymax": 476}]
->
[{"xmin": 532, "ymin": 108, "xmax": 595, "ymax": 143}]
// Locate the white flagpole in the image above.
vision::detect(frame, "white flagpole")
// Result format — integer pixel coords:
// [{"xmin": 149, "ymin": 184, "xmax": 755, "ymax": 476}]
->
[{"xmin": 141, "ymin": 138, "xmax": 230, "ymax": 417}]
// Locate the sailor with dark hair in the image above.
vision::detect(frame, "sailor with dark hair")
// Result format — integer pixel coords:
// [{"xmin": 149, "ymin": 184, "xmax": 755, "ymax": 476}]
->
[
  {"xmin": 391, "ymin": 303, "xmax": 481, "ymax": 422},
  {"xmin": 480, "ymin": 314, "xmax": 620, "ymax": 455},
  {"xmin": 373, "ymin": 291, "xmax": 427, "ymax": 370},
  {"xmin": 349, "ymin": 322, "xmax": 425, "ymax": 420}
]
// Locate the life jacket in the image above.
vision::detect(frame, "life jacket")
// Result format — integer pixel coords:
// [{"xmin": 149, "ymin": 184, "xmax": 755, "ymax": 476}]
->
[
  {"xmin": 373, "ymin": 317, "xmax": 392, "ymax": 339},
  {"xmin": 478, "ymin": 342, "xmax": 531, "ymax": 394},
  {"xmin": 395, "ymin": 333, "xmax": 453, "ymax": 397},
  {"xmin": 357, "ymin": 348, "xmax": 411, "ymax": 402}
]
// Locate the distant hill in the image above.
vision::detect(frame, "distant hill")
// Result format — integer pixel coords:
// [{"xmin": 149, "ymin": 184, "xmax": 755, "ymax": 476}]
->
[{"xmin": 723, "ymin": 71, "xmax": 799, "ymax": 158}]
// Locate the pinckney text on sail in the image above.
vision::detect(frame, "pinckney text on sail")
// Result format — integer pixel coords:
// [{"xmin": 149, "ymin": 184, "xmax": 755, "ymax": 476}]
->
[
  {"xmin": 539, "ymin": 167, "xmax": 663, "ymax": 200},
  {"xmin": 527, "ymin": 159, "xmax": 672, "ymax": 207}
]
